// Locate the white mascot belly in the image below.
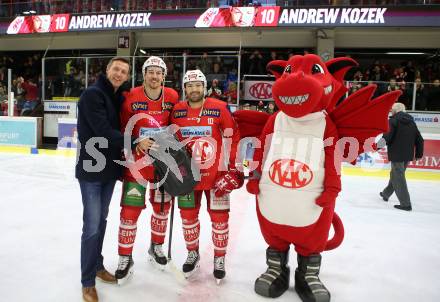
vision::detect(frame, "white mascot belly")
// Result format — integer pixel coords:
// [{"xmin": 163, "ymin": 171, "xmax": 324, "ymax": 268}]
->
[{"xmin": 258, "ymin": 111, "xmax": 327, "ymax": 227}]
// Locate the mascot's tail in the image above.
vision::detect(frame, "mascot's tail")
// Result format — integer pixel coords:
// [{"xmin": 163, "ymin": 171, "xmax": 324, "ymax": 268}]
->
[{"xmin": 325, "ymin": 213, "xmax": 344, "ymax": 251}]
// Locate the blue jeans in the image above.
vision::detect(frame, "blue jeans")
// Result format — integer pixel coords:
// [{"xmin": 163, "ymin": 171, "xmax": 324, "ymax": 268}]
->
[
  {"xmin": 21, "ymin": 100, "xmax": 38, "ymax": 114},
  {"xmin": 79, "ymin": 179, "xmax": 116, "ymax": 287}
]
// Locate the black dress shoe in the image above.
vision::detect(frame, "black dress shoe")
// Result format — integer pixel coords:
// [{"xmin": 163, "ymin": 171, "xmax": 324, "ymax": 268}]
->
[
  {"xmin": 380, "ymin": 192, "xmax": 388, "ymax": 202},
  {"xmin": 394, "ymin": 205, "xmax": 412, "ymax": 211}
]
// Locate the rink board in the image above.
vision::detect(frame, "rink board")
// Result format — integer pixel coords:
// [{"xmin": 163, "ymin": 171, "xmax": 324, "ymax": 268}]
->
[{"xmin": 0, "ymin": 146, "xmax": 438, "ymax": 181}]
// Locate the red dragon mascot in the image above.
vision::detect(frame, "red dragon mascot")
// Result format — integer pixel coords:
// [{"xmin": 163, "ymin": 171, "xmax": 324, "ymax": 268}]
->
[{"xmin": 233, "ymin": 54, "xmax": 401, "ymax": 302}]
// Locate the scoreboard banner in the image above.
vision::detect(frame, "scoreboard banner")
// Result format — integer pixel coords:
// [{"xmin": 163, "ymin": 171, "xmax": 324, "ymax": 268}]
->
[{"xmin": 3, "ymin": 6, "xmax": 440, "ymax": 35}]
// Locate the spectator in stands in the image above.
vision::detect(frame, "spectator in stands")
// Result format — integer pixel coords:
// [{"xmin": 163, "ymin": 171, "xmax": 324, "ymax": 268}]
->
[
  {"xmin": 404, "ymin": 60, "xmax": 416, "ymax": 83},
  {"xmin": 349, "ymin": 85, "xmax": 360, "ymax": 95},
  {"xmin": 242, "ymin": 102, "xmax": 251, "ymax": 110},
  {"xmin": 207, "ymin": 61, "xmax": 225, "ymax": 87},
  {"xmin": 265, "ymin": 50, "xmax": 279, "ymax": 66},
  {"xmin": 370, "ymin": 64, "xmax": 387, "ymax": 82},
  {"xmin": 207, "ymin": 78, "xmax": 224, "ymax": 100},
  {"xmin": 0, "ymin": 84, "xmax": 7, "ymax": 116},
  {"xmin": 414, "ymin": 77, "xmax": 428, "ymax": 110},
  {"xmin": 247, "ymin": 50, "xmax": 265, "ymax": 75},
  {"xmin": 387, "ymin": 77, "xmax": 400, "ymax": 92},
  {"xmin": 351, "ymin": 70, "xmax": 364, "ymax": 90},
  {"xmin": 257, "ymin": 100, "xmax": 265, "ymax": 112},
  {"xmin": 379, "ymin": 103, "xmax": 424, "ymax": 212},
  {"xmin": 224, "ymin": 81, "xmax": 238, "ymax": 104},
  {"xmin": 427, "ymin": 78, "xmax": 440, "ymax": 111},
  {"xmin": 19, "ymin": 77, "xmax": 39, "ymax": 115},
  {"xmin": 394, "ymin": 67, "xmax": 406, "ymax": 89},
  {"xmin": 0, "ymin": 84, "xmax": 6, "ymax": 101},
  {"xmin": 226, "ymin": 68, "xmax": 238, "ymax": 84},
  {"xmin": 196, "ymin": 52, "xmax": 212, "ymax": 75},
  {"xmin": 212, "ymin": 62, "xmax": 223, "ymax": 75},
  {"xmin": 266, "ymin": 101, "xmax": 277, "ymax": 114},
  {"xmin": 0, "ymin": 67, "xmax": 5, "ymax": 84},
  {"xmin": 12, "ymin": 78, "xmax": 25, "ymax": 112}
]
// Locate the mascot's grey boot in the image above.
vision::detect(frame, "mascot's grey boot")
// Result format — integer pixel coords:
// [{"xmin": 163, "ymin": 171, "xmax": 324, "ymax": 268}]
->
[
  {"xmin": 254, "ymin": 247, "xmax": 290, "ymax": 298},
  {"xmin": 295, "ymin": 254, "xmax": 330, "ymax": 302}
]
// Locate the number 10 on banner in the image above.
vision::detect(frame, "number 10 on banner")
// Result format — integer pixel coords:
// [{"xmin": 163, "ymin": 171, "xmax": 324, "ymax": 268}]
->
[
  {"xmin": 50, "ymin": 14, "xmax": 70, "ymax": 32},
  {"xmin": 255, "ymin": 7, "xmax": 280, "ymax": 27}
]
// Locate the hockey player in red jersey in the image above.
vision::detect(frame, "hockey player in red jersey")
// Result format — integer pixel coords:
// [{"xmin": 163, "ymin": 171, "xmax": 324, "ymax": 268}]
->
[
  {"xmin": 170, "ymin": 70, "xmax": 244, "ymax": 283},
  {"xmin": 115, "ymin": 56, "xmax": 179, "ymax": 281}
]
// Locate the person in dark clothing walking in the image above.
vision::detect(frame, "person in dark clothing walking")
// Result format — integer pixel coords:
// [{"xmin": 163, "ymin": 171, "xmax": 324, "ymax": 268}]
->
[
  {"xmin": 75, "ymin": 57, "xmax": 149, "ymax": 302},
  {"xmin": 380, "ymin": 103, "xmax": 424, "ymax": 211}
]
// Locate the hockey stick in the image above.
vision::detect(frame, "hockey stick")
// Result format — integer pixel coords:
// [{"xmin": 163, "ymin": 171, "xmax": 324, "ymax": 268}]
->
[
  {"xmin": 167, "ymin": 196, "xmax": 174, "ymax": 260},
  {"xmin": 166, "ymin": 196, "xmax": 186, "ymax": 282}
]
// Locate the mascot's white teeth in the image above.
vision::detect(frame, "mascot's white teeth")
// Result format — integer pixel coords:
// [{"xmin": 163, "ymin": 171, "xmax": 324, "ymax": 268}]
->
[
  {"xmin": 279, "ymin": 94, "xmax": 309, "ymax": 105},
  {"xmin": 324, "ymin": 85, "xmax": 333, "ymax": 95}
]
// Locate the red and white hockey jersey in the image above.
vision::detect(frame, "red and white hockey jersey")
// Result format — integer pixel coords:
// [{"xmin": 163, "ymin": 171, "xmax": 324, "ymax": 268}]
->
[
  {"xmin": 120, "ymin": 86, "xmax": 179, "ymax": 181},
  {"xmin": 170, "ymin": 98, "xmax": 240, "ymax": 190}
]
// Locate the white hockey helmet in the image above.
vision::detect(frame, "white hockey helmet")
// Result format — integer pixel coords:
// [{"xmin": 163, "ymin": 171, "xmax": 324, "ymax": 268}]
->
[
  {"xmin": 183, "ymin": 69, "xmax": 207, "ymax": 95},
  {"xmin": 142, "ymin": 56, "xmax": 167, "ymax": 78}
]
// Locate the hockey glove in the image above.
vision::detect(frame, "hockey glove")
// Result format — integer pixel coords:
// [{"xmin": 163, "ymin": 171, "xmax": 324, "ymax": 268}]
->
[
  {"xmin": 246, "ymin": 179, "xmax": 260, "ymax": 195},
  {"xmin": 213, "ymin": 169, "xmax": 245, "ymax": 197}
]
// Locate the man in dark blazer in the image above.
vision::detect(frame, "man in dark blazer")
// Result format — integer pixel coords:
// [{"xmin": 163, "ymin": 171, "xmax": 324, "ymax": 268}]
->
[
  {"xmin": 75, "ymin": 57, "xmax": 149, "ymax": 302},
  {"xmin": 380, "ymin": 102, "xmax": 424, "ymax": 211}
]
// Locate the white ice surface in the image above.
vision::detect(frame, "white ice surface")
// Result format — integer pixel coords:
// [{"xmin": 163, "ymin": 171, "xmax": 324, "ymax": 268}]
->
[{"xmin": 0, "ymin": 153, "xmax": 439, "ymax": 302}]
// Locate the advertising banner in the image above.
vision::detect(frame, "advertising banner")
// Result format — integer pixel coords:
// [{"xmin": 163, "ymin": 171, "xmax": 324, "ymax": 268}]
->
[
  {"xmin": 243, "ymin": 80, "xmax": 274, "ymax": 101},
  {"xmin": 57, "ymin": 118, "xmax": 77, "ymax": 149},
  {"xmin": 44, "ymin": 100, "xmax": 78, "ymax": 138},
  {"xmin": 0, "ymin": 118, "xmax": 39, "ymax": 147},
  {"xmin": 355, "ymin": 137, "xmax": 440, "ymax": 171},
  {"xmin": 408, "ymin": 112, "xmax": 440, "ymax": 129}
]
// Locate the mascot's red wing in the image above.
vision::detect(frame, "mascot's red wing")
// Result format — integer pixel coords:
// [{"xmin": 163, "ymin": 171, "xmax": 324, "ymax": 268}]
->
[
  {"xmin": 232, "ymin": 110, "xmax": 270, "ymax": 139},
  {"xmin": 330, "ymin": 85, "xmax": 402, "ymax": 161}
]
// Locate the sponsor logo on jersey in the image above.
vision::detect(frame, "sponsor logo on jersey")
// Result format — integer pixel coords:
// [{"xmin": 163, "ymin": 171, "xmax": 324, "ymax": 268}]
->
[
  {"xmin": 269, "ymin": 159, "xmax": 313, "ymax": 189},
  {"xmin": 163, "ymin": 102, "xmax": 174, "ymax": 111},
  {"xmin": 139, "ymin": 127, "xmax": 164, "ymax": 138},
  {"xmin": 127, "ymin": 187, "xmax": 142, "ymax": 197},
  {"xmin": 148, "ymin": 110, "xmax": 164, "ymax": 115},
  {"xmin": 188, "ymin": 138, "xmax": 216, "ymax": 163},
  {"xmin": 174, "ymin": 109, "xmax": 187, "ymax": 118},
  {"xmin": 132, "ymin": 102, "xmax": 148, "ymax": 111},
  {"xmin": 202, "ymin": 108, "xmax": 220, "ymax": 117},
  {"xmin": 180, "ymin": 126, "xmax": 212, "ymax": 137}
]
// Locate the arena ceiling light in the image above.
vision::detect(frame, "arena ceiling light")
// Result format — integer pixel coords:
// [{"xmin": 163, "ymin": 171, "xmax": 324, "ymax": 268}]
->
[
  {"xmin": 386, "ymin": 52, "xmax": 426, "ymax": 55},
  {"xmin": 139, "ymin": 49, "xmax": 147, "ymax": 54}
]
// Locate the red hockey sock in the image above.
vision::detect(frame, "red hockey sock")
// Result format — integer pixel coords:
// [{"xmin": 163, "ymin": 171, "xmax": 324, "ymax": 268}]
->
[
  {"xmin": 210, "ymin": 211, "xmax": 229, "ymax": 257},
  {"xmin": 118, "ymin": 206, "xmax": 141, "ymax": 255},
  {"xmin": 181, "ymin": 209, "xmax": 200, "ymax": 251},
  {"xmin": 151, "ymin": 202, "xmax": 171, "ymax": 245}
]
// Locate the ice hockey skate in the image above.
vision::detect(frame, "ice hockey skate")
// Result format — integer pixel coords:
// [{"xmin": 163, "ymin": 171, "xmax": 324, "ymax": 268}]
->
[
  {"xmin": 148, "ymin": 242, "xmax": 168, "ymax": 271},
  {"xmin": 115, "ymin": 255, "xmax": 134, "ymax": 285},
  {"xmin": 213, "ymin": 255, "xmax": 226, "ymax": 285},
  {"xmin": 182, "ymin": 250, "xmax": 200, "ymax": 279}
]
